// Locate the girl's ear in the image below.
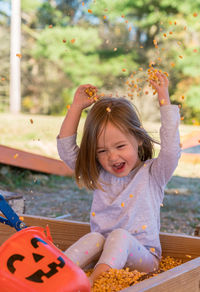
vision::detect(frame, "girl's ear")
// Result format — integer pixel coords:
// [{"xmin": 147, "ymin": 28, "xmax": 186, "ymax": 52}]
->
[{"xmin": 138, "ymin": 139, "xmax": 143, "ymax": 146}]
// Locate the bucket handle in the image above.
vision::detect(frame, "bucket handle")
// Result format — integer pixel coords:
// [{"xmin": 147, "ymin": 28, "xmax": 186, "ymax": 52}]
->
[{"xmin": 0, "ymin": 194, "xmax": 27, "ymax": 231}]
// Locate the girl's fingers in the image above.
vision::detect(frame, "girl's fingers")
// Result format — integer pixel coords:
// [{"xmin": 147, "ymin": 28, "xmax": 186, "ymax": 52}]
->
[
  {"xmin": 156, "ymin": 72, "xmax": 169, "ymax": 85},
  {"xmin": 149, "ymin": 79, "xmax": 158, "ymax": 88}
]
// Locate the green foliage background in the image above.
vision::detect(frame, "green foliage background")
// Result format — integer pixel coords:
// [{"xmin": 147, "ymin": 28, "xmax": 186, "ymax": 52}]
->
[{"xmin": 0, "ymin": 0, "xmax": 200, "ymax": 123}]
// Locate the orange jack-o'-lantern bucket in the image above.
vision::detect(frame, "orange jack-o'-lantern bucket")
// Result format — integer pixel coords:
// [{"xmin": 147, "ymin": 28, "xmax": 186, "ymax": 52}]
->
[{"xmin": 0, "ymin": 226, "xmax": 90, "ymax": 292}]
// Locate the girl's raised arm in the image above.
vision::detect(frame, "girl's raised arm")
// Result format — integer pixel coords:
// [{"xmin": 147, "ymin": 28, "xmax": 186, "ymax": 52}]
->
[
  {"xmin": 149, "ymin": 72, "xmax": 170, "ymax": 106},
  {"xmin": 149, "ymin": 72, "xmax": 181, "ymax": 197},
  {"xmin": 58, "ymin": 84, "xmax": 98, "ymax": 138}
]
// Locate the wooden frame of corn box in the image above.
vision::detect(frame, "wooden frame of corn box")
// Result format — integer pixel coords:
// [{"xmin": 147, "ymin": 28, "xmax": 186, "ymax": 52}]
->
[{"xmin": 0, "ymin": 215, "xmax": 199, "ymax": 292}]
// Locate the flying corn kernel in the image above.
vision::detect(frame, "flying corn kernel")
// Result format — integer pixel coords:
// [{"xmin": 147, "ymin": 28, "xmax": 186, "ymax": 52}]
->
[
  {"xmin": 129, "ymin": 194, "xmax": 133, "ymax": 198},
  {"xmin": 142, "ymin": 225, "xmax": 147, "ymax": 230},
  {"xmin": 150, "ymin": 247, "xmax": 155, "ymax": 252},
  {"xmin": 121, "ymin": 202, "xmax": 125, "ymax": 207},
  {"xmin": 70, "ymin": 38, "xmax": 76, "ymax": 44},
  {"xmin": 160, "ymin": 99, "xmax": 165, "ymax": 105},
  {"xmin": 106, "ymin": 107, "xmax": 111, "ymax": 112},
  {"xmin": 92, "ymin": 212, "xmax": 95, "ymax": 216},
  {"xmin": 14, "ymin": 153, "xmax": 19, "ymax": 159},
  {"xmin": 66, "ymin": 104, "xmax": 71, "ymax": 109},
  {"xmin": 88, "ymin": 9, "xmax": 92, "ymax": 13},
  {"xmin": 16, "ymin": 53, "xmax": 22, "ymax": 58},
  {"xmin": 122, "ymin": 68, "xmax": 126, "ymax": 72},
  {"xmin": 179, "ymin": 55, "xmax": 183, "ymax": 59},
  {"xmin": 193, "ymin": 12, "xmax": 198, "ymax": 17}
]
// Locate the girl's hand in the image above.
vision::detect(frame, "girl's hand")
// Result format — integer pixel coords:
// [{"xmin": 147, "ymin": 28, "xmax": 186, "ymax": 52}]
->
[
  {"xmin": 150, "ymin": 72, "xmax": 171, "ymax": 106},
  {"xmin": 72, "ymin": 84, "xmax": 98, "ymax": 111}
]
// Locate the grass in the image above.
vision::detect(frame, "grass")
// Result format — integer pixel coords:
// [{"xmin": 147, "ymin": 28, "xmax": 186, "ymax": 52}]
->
[{"xmin": 0, "ymin": 112, "xmax": 85, "ymax": 158}]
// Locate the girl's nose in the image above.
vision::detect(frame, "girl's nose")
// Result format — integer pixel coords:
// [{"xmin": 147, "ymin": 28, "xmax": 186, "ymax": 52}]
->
[{"xmin": 108, "ymin": 150, "xmax": 118, "ymax": 161}]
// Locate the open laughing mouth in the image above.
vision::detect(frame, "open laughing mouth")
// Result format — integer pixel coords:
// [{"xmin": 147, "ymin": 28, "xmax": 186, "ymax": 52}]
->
[{"xmin": 112, "ymin": 162, "xmax": 125, "ymax": 173}]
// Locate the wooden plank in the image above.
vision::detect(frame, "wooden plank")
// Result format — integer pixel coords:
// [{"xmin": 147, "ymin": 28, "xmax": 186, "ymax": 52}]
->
[
  {"xmin": 181, "ymin": 131, "xmax": 200, "ymax": 149},
  {"xmin": 0, "ymin": 144, "xmax": 73, "ymax": 176},
  {"xmin": 122, "ymin": 257, "xmax": 200, "ymax": 292},
  {"xmin": 180, "ymin": 153, "xmax": 200, "ymax": 164},
  {"xmin": 0, "ymin": 215, "xmax": 90, "ymax": 251},
  {"xmin": 159, "ymin": 232, "xmax": 200, "ymax": 261}
]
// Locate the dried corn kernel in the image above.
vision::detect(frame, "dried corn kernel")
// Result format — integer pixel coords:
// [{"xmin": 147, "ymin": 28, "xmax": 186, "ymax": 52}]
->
[
  {"xmin": 86, "ymin": 256, "xmax": 183, "ymax": 292},
  {"xmin": 85, "ymin": 87, "xmax": 96, "ymax": 98},
  {"xmin": 106, "ymin": 107, "xmax": 111, "ymax": 112},
  {"xmin": 16, "ymin": 53, "xmax": 22, "ymax": 58}
]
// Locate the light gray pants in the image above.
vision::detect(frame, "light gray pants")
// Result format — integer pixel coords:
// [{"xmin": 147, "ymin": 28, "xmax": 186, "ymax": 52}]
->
[{"xmin": 64, "ymin": 228, "xmax": 159, "ymax": 273}]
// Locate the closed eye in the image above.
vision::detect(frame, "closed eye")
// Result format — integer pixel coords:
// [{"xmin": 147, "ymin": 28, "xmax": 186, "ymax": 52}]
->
[
  {"xmin": 117, "ymin": 144, "xmax": 125, "ymax": 149},
  {"xmin": 97, "ymin": 149, "xmax": 106, "ymax": 154}
]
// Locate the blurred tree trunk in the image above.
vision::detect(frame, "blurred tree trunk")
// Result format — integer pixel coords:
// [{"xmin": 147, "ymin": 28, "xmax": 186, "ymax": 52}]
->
[{"xmin": 10, "ymin": 0, "xmax": 21, "ymax": 113}]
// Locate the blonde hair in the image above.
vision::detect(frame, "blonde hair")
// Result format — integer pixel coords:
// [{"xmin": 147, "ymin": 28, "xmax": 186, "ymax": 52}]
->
[{"xmin": 75, "ymin": 97, "xmax": 158, "ymax": 190}]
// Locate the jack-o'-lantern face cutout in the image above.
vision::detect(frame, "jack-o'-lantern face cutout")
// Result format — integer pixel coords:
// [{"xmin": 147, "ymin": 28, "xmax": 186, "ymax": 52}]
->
[
  {"xmin": 7, "ymin": 237, "xmax": 65, "ymax": 283},
  {"xmin": 0, "ymin": 227, "xmax": 90, "ymax": 292}
]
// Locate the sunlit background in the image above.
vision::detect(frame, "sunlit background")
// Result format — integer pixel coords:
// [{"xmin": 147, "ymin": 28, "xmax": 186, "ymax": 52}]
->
[{"xmin": 0, "ymin": 0, "xmax": 199, "ymax": 235}]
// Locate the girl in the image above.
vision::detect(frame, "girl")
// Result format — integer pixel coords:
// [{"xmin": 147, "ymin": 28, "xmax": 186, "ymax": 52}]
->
[{"xmin": 57, "ymin": 72, "xmax": 181, "ymax": 286}]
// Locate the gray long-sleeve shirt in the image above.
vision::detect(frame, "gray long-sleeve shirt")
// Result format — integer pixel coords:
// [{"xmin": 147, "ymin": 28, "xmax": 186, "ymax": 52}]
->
[{"xmin": 57, "ymin": 105, "xmax": 181, "ymax": 259}]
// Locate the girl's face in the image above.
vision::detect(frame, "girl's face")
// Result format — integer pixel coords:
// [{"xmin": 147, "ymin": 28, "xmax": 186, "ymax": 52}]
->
[{"xmin": 96, "ymin": 122, "xmax": 142, "ymax": 177}]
